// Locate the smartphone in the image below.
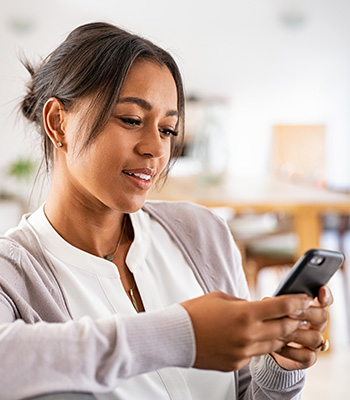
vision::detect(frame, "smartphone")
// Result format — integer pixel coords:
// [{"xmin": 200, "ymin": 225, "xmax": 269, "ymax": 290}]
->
[{"xmin": 273, "ymin": 248, "xmax": 345, "ymax": 298}]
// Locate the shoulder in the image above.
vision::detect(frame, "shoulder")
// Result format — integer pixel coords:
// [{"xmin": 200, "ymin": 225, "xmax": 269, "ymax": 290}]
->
[
  {"xmin": 143, "ymin": 200, "xmax": 248, "ymax": 298},
  {"xmin": 0, "ymin": 224, "xmax": 47, "ymax": 288},
  {"xmin": 143, "ymin": 200, "xmax": 226, "ymax": 228},
  {"xmin": 0, "ymin": 232, "xmax": 30, "ymax": 264},
  {"xmin": 1, "ymin": 216, "xmax": 60, "ymax": 285},
  {"xmin": 143, "ymin": 199, "xmax": 204, "ymax": 214},
  {"xmin": 0, "ymin": 224, "xmax": 71, "ymax": 322},
  {"xmin": 142, "ymin": 200, "xmax": 232, "ymax": 252},
  {"xmin": 2, "ymin": 216, "xmax": 43, "ymax": 261}
]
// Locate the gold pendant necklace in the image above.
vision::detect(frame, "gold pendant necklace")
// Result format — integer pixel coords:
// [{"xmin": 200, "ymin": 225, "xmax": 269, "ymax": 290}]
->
[
  {"xmin": 104, "ymin": 215, "xmax": 139, "ymax": 312},
  {"xmin": 128, "ymin": 285, "xmax": 139, "ymax": 313}
]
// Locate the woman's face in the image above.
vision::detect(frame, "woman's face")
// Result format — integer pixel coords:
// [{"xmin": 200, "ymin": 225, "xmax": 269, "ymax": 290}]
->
[{"xmin": 60, "ymin": 59, "xmax": 178, "ymax": 214}]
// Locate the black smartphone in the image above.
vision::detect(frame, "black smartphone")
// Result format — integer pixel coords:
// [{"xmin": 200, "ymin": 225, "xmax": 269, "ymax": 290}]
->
[{"xmin": 273, "ymin": 248, "xmax": 345, "ymax": 298}]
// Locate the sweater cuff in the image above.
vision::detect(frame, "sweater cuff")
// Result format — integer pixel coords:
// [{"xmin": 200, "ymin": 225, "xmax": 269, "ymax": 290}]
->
[
  {"xmin": 250, "ymin": 354, "xmax": 305, "ymax": 390},
  {"xmin": 119, "ymin": 304, "xmax": 196, "ymax": 377}
]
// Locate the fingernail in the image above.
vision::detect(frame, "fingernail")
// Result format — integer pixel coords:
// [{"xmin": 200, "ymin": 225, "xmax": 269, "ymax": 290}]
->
[
  {"xmin": 289, "ymin": 309, "xmax": 303, "ymax": 317},
  {"xmin": 299, "ymin": 320, "xmax": 308, "ymax": 328},
  {"xmin": 323, "ymin": 288, "xmax": 331, "ymax": 302}
]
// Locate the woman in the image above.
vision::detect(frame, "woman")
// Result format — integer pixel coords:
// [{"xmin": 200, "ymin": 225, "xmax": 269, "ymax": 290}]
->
[{"xmin": 0, "ymin": 22, "xmax": 331, "ymax": 399}]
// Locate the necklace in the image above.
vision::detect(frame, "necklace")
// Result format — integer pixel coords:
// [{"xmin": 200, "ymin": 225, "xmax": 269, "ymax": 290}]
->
[
  {"xmin": 104, "ymin": 215, "xmax": 127, "ymax": 262},
  {"xmin": 128, "ymin": 283, "xmax": 139, "ymax": 313},
  {"xmin": 103, "ymin": 215, "xmax": 140, "ymax": 313}
]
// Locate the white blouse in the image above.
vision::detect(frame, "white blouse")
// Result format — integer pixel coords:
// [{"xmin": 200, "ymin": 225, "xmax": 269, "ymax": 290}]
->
[{"xmin": 28, "ymin": 204, "xmax": 236, "ymax": 400}]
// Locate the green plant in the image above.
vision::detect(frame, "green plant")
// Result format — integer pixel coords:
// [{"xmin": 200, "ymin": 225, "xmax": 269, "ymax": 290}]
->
[{"xmin": 8, "ymin": 158, "xmax": 36, "ymax": 181}]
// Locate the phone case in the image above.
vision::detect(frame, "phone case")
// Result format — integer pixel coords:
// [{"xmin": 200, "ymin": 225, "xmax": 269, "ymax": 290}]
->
[{"xmin": 273, "ymin": 248, "xmax": 345, "ymax": 298}]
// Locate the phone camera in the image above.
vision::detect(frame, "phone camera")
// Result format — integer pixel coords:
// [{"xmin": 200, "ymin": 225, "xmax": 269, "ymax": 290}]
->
[{"xmin": 310, "ymin": 256, "xmax": 325, "ymax": 265}]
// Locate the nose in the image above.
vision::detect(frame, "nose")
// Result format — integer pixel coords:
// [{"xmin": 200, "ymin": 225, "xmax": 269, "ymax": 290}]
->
[{"xmin": 136, "ymin": 125, "xmax": 166, "ymax": 159}]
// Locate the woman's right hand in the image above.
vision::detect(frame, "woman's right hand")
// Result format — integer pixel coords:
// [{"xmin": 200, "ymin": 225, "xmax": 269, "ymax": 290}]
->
[{"xmin": 181, "ymin": 291, "xmax": 313, "ymax": 372}]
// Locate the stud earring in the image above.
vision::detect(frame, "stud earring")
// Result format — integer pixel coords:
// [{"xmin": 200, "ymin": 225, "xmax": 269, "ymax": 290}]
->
[{"xmin": 57, "ymin": 142, "xmax": 63, "ymax": 148}]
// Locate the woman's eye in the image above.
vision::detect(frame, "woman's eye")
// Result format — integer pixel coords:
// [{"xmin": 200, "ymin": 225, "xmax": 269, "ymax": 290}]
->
[
  {"xmin": 160, "ymin": 128, "xmax": 178, "ymax": 137},
  {"xmin": 120, "ymin": 117, "xmax": 141, "ymax": 126}
]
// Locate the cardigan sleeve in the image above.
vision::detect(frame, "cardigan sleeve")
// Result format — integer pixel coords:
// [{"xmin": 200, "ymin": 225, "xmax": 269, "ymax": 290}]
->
[
  {"xmin": 0, "ymin": 300, "xmax": 195, "ymax": 400},
  {"xmin": 0, "ymin": 232, "xmax": 195, "ymax": 399},
  {"xmin": 236, "ymin": 355, "xmax": 304, "ymax": 400}
]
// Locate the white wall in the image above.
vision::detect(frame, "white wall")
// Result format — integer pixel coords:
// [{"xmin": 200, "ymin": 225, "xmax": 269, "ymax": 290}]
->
[{"xmin": 1, "ymin": 0, "xmax": 350, "ymax": 198}]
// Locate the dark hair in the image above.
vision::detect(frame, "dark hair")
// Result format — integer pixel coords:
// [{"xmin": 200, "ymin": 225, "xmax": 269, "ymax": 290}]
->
[{"xmin": 21, "ymin": 22, "xmax": 185, "ymax": 179}]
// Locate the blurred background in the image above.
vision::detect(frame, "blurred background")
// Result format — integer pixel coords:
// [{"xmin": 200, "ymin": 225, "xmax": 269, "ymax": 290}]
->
[{"xmin": 0, "ymin": 0, "xmax": 349, "ymax": 398}]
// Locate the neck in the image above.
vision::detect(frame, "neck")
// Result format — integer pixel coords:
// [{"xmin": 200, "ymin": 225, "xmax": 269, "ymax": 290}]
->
[
  {"xmin": 103, "ymin": 214, "xmax": 127, "ymax": 261},
  {"xmin": 44, "ymin": 188, "xmax": 128, "ymax": 259}
]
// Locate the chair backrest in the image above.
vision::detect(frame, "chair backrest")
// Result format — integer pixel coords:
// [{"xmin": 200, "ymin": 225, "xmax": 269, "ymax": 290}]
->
[{"xmin": 271, "ymin": 124, "xmax": 326, "ymax": 187}]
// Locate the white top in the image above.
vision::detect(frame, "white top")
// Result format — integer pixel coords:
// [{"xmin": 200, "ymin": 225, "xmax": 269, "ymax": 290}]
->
[{"xmin": 28, "ymin": 204, "xmax": 236, "ymax": 400}]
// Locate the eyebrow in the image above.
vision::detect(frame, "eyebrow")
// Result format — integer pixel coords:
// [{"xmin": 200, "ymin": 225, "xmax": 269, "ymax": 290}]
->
[{"xmin": 118, "ymin": 96, "xmax": 178, "ymax": 117}]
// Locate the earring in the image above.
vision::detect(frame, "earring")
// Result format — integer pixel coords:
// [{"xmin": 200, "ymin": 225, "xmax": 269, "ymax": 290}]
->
[{"xmin": 57, "ymin": 142, "xmax": 63, "ymax": 148}]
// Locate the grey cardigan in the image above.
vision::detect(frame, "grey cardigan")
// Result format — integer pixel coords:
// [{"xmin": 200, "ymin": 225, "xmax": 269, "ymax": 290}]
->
[{"xmin": 0, "ymin": 200, "xmax": 304, "ymax": 400}]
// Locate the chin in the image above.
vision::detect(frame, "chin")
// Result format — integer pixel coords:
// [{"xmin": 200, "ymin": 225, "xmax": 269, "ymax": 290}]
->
[{"xmin": 121, "ymin": 196, "xmax": 148, "ymax": 214}]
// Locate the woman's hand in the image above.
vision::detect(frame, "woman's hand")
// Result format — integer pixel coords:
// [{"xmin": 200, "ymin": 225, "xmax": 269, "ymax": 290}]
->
[
  {"xmin": 271, "ymin": 285, "xmax": 334, "ymax": 370},
  {"xmin": 181, "ymin": 291, "xmax": 313, "ymax": 372}
]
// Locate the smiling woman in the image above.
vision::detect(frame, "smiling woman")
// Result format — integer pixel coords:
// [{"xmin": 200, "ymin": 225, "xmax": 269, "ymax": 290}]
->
[{"xmin": 0, "ymin": 22, "xmax": 333, "ymax": 400}]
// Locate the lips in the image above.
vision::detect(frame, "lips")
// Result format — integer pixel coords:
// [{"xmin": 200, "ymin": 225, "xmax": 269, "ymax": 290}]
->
[
  {"xmin": 124, "ymin": 172, "xmax": 151, "ymax": 181},
  {"xmin": 122, "ymin": 168, "xmax": 156, "ymax": 189},
  {"xmin": 123, "ymin": 168, "xmax": 155, "ymax": 179}
]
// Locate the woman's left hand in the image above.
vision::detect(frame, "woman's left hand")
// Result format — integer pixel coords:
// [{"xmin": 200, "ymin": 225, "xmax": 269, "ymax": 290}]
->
[{"xmin": 271, "ymin": 285, "xmax": 333, "ymax": 370}]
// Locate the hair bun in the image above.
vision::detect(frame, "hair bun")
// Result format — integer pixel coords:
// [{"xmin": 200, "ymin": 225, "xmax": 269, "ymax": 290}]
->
[
  {"xmin": 21, "ymin": 92, "xmax": 37, "ymax": 122},
  {"xmin": 20, "ymin": 60, "xmax": 39, "ymax": 122}
]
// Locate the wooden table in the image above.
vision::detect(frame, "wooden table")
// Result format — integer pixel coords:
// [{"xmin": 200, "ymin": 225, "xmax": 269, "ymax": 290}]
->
[{"xmin": 149, "ymin": 174, "xmax": 350, "ymax": 257}]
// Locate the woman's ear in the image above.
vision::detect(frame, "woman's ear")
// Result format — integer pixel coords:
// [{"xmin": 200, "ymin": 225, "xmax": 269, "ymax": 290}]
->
[{"xmin": 43, "ymin": 97, "xmax": 67, "ymax": 149}]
